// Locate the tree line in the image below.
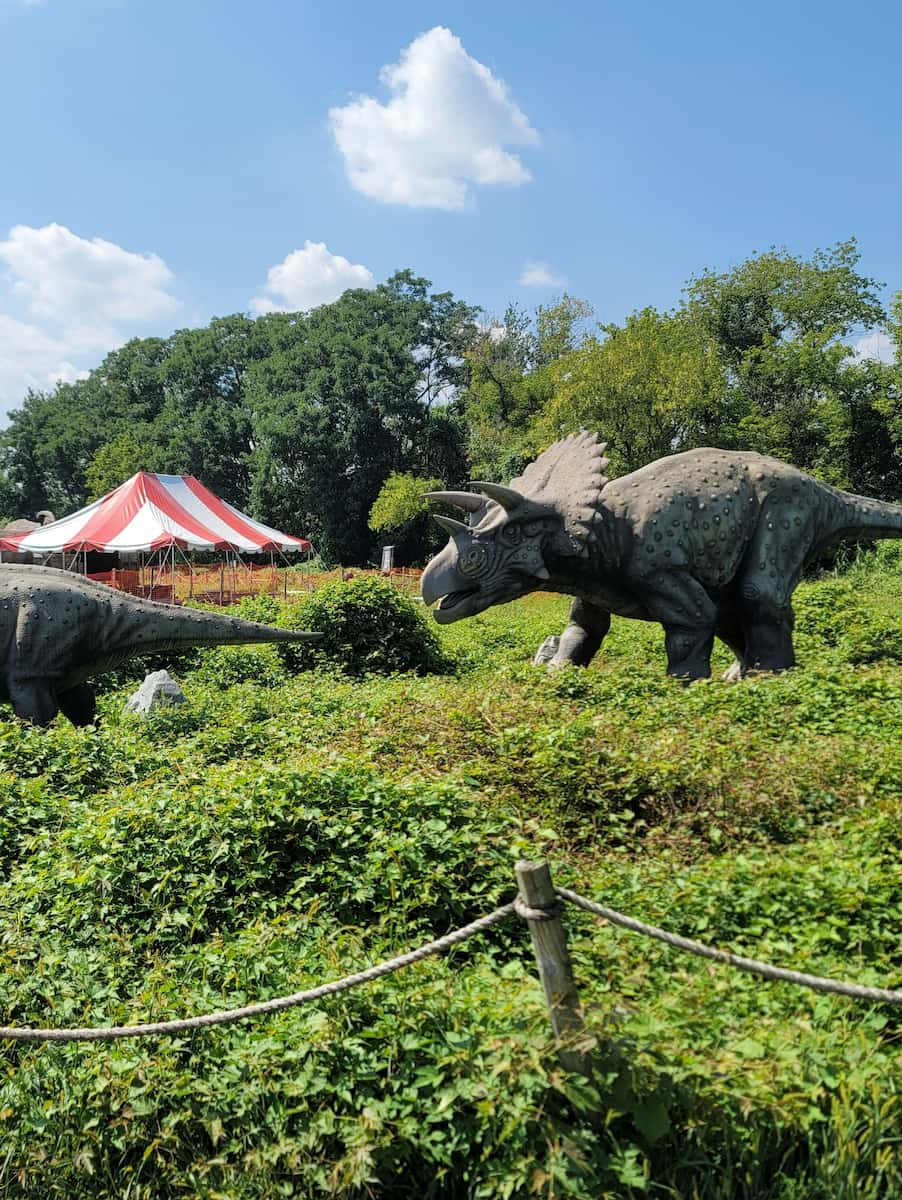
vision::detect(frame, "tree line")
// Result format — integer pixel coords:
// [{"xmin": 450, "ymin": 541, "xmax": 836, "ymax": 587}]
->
[{"xmin": 1, "ymin": 242, "xmax": 899, "ymax": 565}]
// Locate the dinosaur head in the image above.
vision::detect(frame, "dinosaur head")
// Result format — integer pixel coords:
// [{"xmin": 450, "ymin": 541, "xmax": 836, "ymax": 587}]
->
[
  {"xmin": 420, "ymin": 485, "xmax": 559, "ymax": 622},
  {"xmin": 421, "ymin": 433, "xmax": 611, "ymax": 624}
]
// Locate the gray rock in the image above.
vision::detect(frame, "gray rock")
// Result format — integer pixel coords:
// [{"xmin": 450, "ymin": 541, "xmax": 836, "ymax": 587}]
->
[
  {"xmin": 126, "ymin": 669, "xmax": 187, "ymax": 716},
  {"xmin": 533, "ymin": 635, "xmax": 560, "ymax": 665}
]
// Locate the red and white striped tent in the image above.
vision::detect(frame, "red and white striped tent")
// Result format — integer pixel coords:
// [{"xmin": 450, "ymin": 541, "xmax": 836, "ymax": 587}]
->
[{"xmin": 0, "ymin": 472, "xmax": 310, "ymax": 556}]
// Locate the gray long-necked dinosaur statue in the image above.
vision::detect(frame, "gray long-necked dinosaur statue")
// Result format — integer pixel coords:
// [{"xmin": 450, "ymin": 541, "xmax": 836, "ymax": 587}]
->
[
  {"xmin": 0, "ymin": 565, "xmax": 320, "ymax": 726},
  {"xmin": 420, "ymin": 433, "xmax": 902, "ymax": 680}
]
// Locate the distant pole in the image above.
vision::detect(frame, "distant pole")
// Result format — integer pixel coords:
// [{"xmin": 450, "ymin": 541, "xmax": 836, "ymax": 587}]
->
[{"xmin": 515, "ymin": 860, "xmax": 590, "ymax": 1076}]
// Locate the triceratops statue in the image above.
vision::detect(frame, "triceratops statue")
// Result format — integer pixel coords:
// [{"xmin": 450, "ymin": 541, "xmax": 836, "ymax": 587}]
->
[{"xmin": 420, "ymin": 433, "xmax": 902, "ymax": 680}]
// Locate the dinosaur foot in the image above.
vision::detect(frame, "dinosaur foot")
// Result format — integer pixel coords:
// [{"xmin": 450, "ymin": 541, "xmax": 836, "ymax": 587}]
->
[{"xmin": 533, "ymin": 635, "xmax": 561, "ymax": 666}]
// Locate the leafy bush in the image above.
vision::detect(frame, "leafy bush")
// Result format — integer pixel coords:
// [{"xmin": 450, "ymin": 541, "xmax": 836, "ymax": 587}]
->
[
  {"xmin": 277, "ymin": 576, "xmax": 451, "ymax": 676},
  {"xmin": 229, "ymin": 593, "xmax": 283, "ymax": 625},
  {"xmin": 793, "ymin": 579, "xmax": 861, "ymax": 647},
  {"xmin": 842, "ymin": 618, "xmax": 902, "ymax": 664},
  {"xmin": 190, "ymin": 644, "xmax": 288, "ymax": 689}
]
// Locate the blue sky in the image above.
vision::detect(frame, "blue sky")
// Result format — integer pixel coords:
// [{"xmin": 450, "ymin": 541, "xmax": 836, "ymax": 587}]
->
[{"xmin": 1, "ymin": 0, "xmax": 900, "ymax": 415}]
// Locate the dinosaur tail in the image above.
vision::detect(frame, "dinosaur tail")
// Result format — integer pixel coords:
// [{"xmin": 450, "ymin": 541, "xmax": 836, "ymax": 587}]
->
[
  {"xmin": 833, "ymin": 491, "xmax": 902, "ymax": 542},
  {"xmin": 111, "ymin": 598, "xmax": 321, "ymax": 656}
]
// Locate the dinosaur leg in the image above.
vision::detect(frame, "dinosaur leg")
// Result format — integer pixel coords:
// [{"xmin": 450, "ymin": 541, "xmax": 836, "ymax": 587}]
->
[
  {"xmin": 662, "ymin": 626, "xmax": 717, "ymax": 680},
  {"xmin": 643, "ymin": 573, "xmax": 718, "ymax": 681},
  {"xmin": 715, "ymin": 609, "xmax": 748, "ymax": 681},
  {"xmin": 7, "ymin": 679, "xmax": 60, "ymax": 727},
  {"xmin": 736, "ymin": 504, "xmax": 803, "ymax": 673},
  {"xmin": 57, "ymin": 682, "xmax": 98, "ymax": 727},
  {"xmin": 741, "ymin": 592, "xmax": 796, "ymax": 672},
  {"xmin": 549, "ymin": 599, "xmax": 612, "ymax": 667}
]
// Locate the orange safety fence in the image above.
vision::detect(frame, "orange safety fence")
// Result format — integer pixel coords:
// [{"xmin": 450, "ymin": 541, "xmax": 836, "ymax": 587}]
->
[{"xmin": 85, "ymin": 563, "xmax": 423, "ymax": 606}]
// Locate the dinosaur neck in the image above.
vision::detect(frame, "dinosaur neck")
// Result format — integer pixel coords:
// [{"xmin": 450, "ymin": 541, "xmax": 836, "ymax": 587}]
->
[{"xmin": 544, "ymin": 514, "xmax": 625, "ymax": 592}]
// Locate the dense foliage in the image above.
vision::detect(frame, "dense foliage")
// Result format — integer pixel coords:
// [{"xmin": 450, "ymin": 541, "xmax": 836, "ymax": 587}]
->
[
  {"xmin": 274, "ymin": 576, "xmax": 450, "ymax": 677},
  {"xmin": 367, "ymin": 471, "xmax": 447, "ymax": 563},
  {"xmin": 2, "ymin": 241, "xmax": 898, "ymax": 563},
  {"xmin": 0, "ymin": 548, "xmax": 899, "ymax": 1197}
]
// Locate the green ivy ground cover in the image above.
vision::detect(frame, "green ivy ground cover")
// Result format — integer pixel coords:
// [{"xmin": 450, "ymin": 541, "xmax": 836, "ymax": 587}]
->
[{"xmin": 0, "ymin": 549, "xmax": 899, "ymax": 1198}]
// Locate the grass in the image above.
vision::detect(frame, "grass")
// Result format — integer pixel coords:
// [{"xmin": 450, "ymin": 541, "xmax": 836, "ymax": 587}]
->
[{"xmin": 0, "ymin": 544, "xmax": 899, "ymax": 1197}]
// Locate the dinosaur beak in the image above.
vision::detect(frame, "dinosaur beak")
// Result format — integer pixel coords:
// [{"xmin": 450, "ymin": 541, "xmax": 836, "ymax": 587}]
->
[{"xmin": 421, "ymin": 542, "xmax": 482, "ymax": 624}]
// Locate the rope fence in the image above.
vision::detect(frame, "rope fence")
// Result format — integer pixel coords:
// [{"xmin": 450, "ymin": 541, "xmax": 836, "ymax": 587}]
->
[
  {"xmin": 0, "ymin": 862, "xmax": 897, "ymax": 1047},
  {"xmin": 555, "ymin": 886, "xmax": 902, "ymax": 1005}
]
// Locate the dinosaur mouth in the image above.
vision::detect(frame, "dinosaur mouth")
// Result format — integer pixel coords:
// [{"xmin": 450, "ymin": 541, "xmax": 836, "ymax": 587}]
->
[{"xmin": 434, "ymin": 588, "xmax": 478, "ymax": 622}]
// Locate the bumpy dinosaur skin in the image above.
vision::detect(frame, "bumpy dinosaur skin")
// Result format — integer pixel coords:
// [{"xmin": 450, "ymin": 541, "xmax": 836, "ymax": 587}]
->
[
  {"xmin": 0, "ymin": 565, "xmax": 320, "ymax": 726},
  {"xmin": 421, "ymin": 434, "xmax": 902, "ymax": 680}
]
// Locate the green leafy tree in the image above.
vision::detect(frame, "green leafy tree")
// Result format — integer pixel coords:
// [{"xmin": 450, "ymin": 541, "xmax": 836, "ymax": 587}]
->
[
  {"xmin": 368, "ymin": 471, "xmax": 444, "ymax": 564},
  {"xmin": 459, "ymin": 298, "xmax": 587, "ymax": 481},
  {"xmin": 816, "ymin": 360, "xmax": 902, "ymax": 497},
  {"xmin": 0, "ymin": 337, "xmax": 168, "ymax": 514},
  {"xmin": 250, "ymin": 275, "xmax": 478, "ymax": 565},
  {"xmin": 685, "ymin": 239, "xmax": 884, "ymax": 364},
  {"xmin": 369, "ymin": 472, "xmax": 442, "ymax": 531},
  {"xmin": 0, "ymin": 465, "xmax": 19, "ymax": 524},
  {"xmin": 84, "ymin": 426, "xmax": 161, "ymax": 500},
  {"xmin": 883, "ymin": 293, "xmax": 902, "ymax": 458},
  {"xmin": 535, "ymin": 294, "xmax": 594, "ymax": 366},
  {"xmin": 154, "ymin": 315, "xmax": 271, "ymax": 506},
  {"xmin": 681, "ymin": 239, "xmax": 899, "ymax": 495},
  {"xmin": 535, "ymin": 307, "xmax": 726, "ymax": 475}
]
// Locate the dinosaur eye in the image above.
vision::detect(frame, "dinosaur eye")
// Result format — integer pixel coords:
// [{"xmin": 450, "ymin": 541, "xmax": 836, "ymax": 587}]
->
[
  {"xmin": 500, "ymin": 524, "xmax": 522, "ymax": 546},
  {"xmin": 459, "ymin": 541, "xmax": 489, "ymax": 577}
]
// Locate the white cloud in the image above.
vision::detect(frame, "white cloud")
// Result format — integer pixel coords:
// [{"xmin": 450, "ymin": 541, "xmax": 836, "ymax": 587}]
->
[
  {"xmin": 0, "ymin": 223, "xmax": 178, "ymax": 336},
  {"xmin": 0, "ymin": 223, "xmax": 180, "ymax": 414},
  {"xmin": 251, "ymin": 241, "xmax": 374, "ymax": 314},
  {"xmin": 850, "ymin": 330, "xmax": 896, "ymax": 364},
  {"xmin": 329, "ymin": 26, "xmax": 538, "ymax": 210},
  {"xmin": 0, "ymin": 315, "xmax": 88, "ymax": 406},
  {"xmin": 518, "ymin": 259, "xmax": 565, "ymax": 288}
]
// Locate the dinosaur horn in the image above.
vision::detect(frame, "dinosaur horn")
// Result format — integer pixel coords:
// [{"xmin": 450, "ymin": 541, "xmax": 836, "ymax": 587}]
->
[
  {"xmin": 424, "ymin": 490, "xmax": 484, "ymax": 513},
  {"xmin": 468, "ymin": 481, "xmax": 524, "ymax": 511},
  {"xmin": 434, "ymin": 514, "xmax": 470, "ymax": 537}
]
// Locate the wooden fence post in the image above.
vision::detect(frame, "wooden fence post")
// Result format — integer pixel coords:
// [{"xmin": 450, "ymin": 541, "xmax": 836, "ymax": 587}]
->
[{"xmin": 515, "ymin": 860, "xmax": 590, "ymax": 1076}]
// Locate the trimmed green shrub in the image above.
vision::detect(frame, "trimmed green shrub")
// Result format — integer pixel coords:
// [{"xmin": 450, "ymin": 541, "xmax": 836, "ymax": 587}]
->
[{"xmin": 276, "ymin": 576, "xmax": 451, "ymax": 676}]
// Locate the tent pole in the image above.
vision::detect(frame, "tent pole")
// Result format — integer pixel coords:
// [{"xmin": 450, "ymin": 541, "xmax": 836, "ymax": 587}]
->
[
  {"xmin": 171, "ymin": 541, "xmax": 191, "ymax": 605},
  {"xmin": 273, "ymin": 544, "xmax": 294, "ymax": 601}
]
